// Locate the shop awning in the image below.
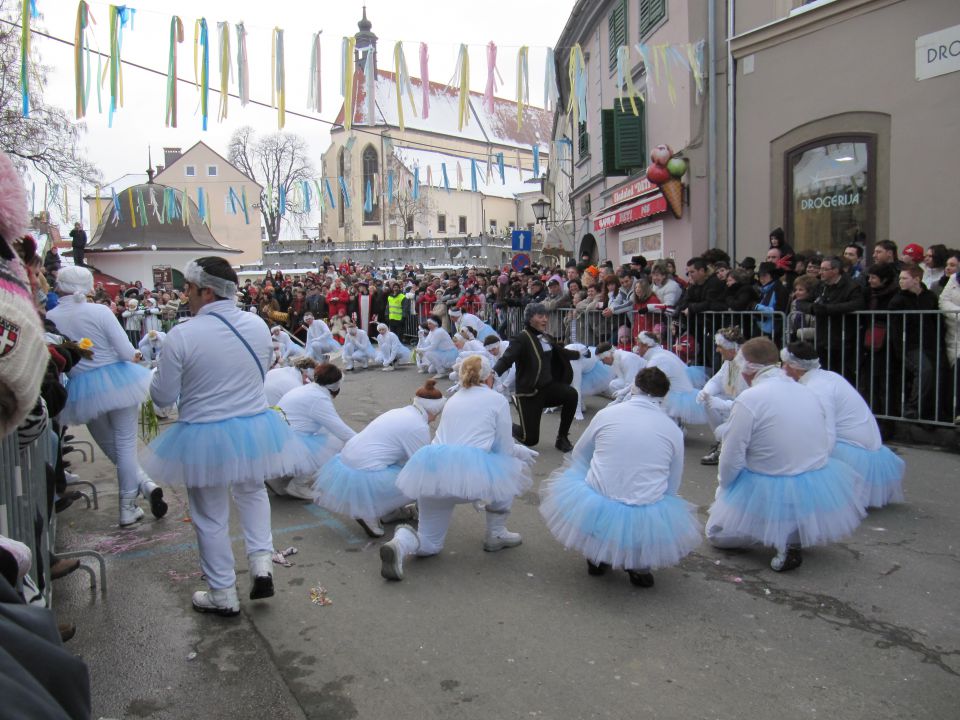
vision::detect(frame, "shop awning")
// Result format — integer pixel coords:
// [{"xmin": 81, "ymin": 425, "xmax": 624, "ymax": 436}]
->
[{"xmin": 593, "ymin": 194, "xmax": 667, "ymax": 232}]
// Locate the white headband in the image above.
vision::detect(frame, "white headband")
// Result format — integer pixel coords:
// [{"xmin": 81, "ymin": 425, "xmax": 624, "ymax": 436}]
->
[
  {"xmin": 596, "ymin": 348, "xmax": 614, "ymax": 359},
  {"xmin": 780, "ymin": 347, "xmax": 820, "ymax": 371},
  {"xmin": 740, "ymin": 358, "xmax": 779, "ymax": 375},
  {"xmin": 413, "ymin": 396, "xmax": 446, "ymax": 415},
  {"xmin": 184, "ymin": 260, "xmax": 238, "ymax": 299},
  {"xmin": 715, "ymin": 335, "xmax": 740, "ymax": 351},
  {"xmin": 637, "ymin": 332, "xmax": 659, "ymax": 348},
  {"xmin": 320, "ymin": 379, "xmax": 341, "ymax": 392}
]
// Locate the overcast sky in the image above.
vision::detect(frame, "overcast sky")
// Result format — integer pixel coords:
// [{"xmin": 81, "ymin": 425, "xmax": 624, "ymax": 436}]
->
[{"xmin": 30, "ymin": 0, "xmax": 574, "ymax": 232}]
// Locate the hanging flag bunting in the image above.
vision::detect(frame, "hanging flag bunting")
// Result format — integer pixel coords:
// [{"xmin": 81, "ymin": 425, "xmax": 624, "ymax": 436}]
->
[
  {"xmin": 127, "ymin": 188, "xmax": 136, "ymax": 228},
  {"xmin": 532, "ymin": 145, "xmax": 540, "ymax": 178},
  {"xmin": 657, "ymin": 44, "xmax": 676, "ymax": 104},
  {"xmin": 412, "ymin": 167, "xmax": 420, "ymax": 200},
  {"xmin": 449, "ymin": 44, "xmax": 470, "ymax": 130},
  {"xmin": 470, "ymin": 159, "xmax": 478, "ymax": 192},
  {"xmin": 387, "ymin": 171, "xmax": 394, "ymax": 205},
  {"xmin": 165, "ymin": 16, "xmax": 183, "ymax": 127},
  {"xmin": 108, "ymin": 5, "xmax": 136, "ymax": 127},
  {"xmin": 324, "ymin": 177, "xmax": 336, "ymax": 208},
  {"xmin": 217, "ymin": 21, "xmax": 231, "ymax": 121},
  {"xmin": 393, "ymin": 41, "xmax": 418, "ymax": 130},
  {"xmin": 543, "ymin": 47, "xmax": 558, "ymax": 112},
  {"xmin": 193, "ymin": 18, "xmax": 210, "ymax": 130},
  {"xmin": 74, "ymin": 1, "xmax": 94, "ymax": 119},
  {"xmin": 484, "ymin": 41, "xmax": 500, "ymax": 114},
  {"xmin": 313, "ymin": 179, "xmax": 324, "ymax": 210},
  {"xmin": 515, "ymin": 45, "xmax": 529, "ymax": 129},
  {"xmin": 635, "ymin": 43, "xmax": 657, "ymax": 104},
  {"xmin": 441, "ymin": 163, "xmax": 450, "ymax": 194},
  {"xmin": 419, "ymin": 42, "xmax": 430, "ymax": 120},
  {"xmin": 271, "ymin": 27, "xmax": 286, "ymax": 129},
  {"xmin": 197, "ymin": 187, "xmax": 207, "ymax": 226},
  {"xmin": 363, "ymin": 180, "xmax": 373, "ymax": 213},
  {"xmin": 301, "ymin": 180, "xmax": 312, "ymax": 212},
  {"xmin": 236, "ymin": 23, "xmax": 249, "ymax": 105},
  {"xmin": 182, "ymin": 187, "xmax": 190, "ymax": 225},
  {"xmin": 278, "ymin": 185, "xmax": 287, "ymax": 216},
  {"xmin": 338, "ymin": 177, "xmax": 351, "ymax": 208},
  {"xmin": 136, "ymin": 189, "xmax": 148, "ymax": 226},
  {"xmin": 21, "ymin": 0, "xmax": 38, "ymax": 117},
  {"xmin": 363, "ymin": 47, "xmax": 375, "ymax": 123},
  {"xmin": 341, "ymin": 36, "xmax": 356, "ymax": 131},
  {"xmin": 239, "ymin": 187, "xmax": 250, "ymax": 224},
  {"xmin": 615, "ymin": 46, "xmax": 642, "ymax": 116},
  {"xmin": 111, "ymin": 188, "xmax": 121, "ymax": 224},
  {"xmin": 567, "ymin": 44, "xmax": 587, "ymax": 131},
  {"xmin": 455, "ymin": 163, "xmax": 463, "ymax": 192},
  {"xmin": 307, "ymin": 32, "xmax": 322, "ymax": 113},
  {"xmin": 94, "ymin": 184, "xmax": 102, "ymax": 222},
  {"xmin": 496, "ymin": 152, "xmax": 505, "ymax": 184}
]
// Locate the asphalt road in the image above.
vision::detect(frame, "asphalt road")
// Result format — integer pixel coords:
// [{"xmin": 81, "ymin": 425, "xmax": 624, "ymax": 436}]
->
[{"xmin": 54, "ymin": 361, "xmax": 960, "ymax": 720}]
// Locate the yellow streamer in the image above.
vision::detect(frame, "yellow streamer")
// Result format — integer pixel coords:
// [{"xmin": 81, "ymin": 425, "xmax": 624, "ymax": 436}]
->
[
  {"xmin": 658, "ymin": 45, "xmax": 675, "ymax": 105},
  {"xmin": 686, "ymin": 43, "xmax": 703, "ymax": 95},
  {"xmin": 95, "ymin": 185, "xmax": 102, "ymax": 223},
  {"xmin": 193, "ymin": 20, "xmax": 201, "ymax": 89},
  {"xmin": 127, "ymin": 190, "xmax": 136, "ymax": 229},
  {"xmin": 455, "ymin": 44, "xmax": 470, "ymax": 131},
  {"xmin": 218, "ymin": 21, "xmax": 230, "ymax": 121}
]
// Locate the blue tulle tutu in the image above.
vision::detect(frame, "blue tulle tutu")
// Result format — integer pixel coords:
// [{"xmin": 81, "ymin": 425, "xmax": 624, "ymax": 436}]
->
[
  {"xmin": 832, "ymin": 441, "xmax": 905, "ymax": 508},
  {"xmin": 540, "ymin": 462, "xmax": 702, "ymax": 570},
  {"xmin": 60, "ymin": 361, "xmax": 151, "ymax": 425},
  {"xmin": 140, "ymin": 410, "xmax": 324, "ymax": 488},
  {"xmin": 313, "ymin": 455, "xmax": 411, "ymax": 519},
  {"xmin": 664, "ymin": 389, "xmax": 710, "ymax": 424},
  {"xmin": 708, "ymin": 458, "xmax": 866, "ymax": 550},
  {"xmin": 686, "ymin": 365, "xmax": 709, "ymax": 390},
  {"xmin": 580, "ymin": 361, "xmax": 614, "ymax": 397},
  {"xmin": 426, "ymin": 346, "xmax": 459, "ymax": 369},
  {"xmin": 396, "ymin": 444, "xmax": 531, "ymax": 504}
]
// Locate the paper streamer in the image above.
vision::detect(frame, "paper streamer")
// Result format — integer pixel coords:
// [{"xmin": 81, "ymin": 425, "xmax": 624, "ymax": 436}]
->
[
  {"xmin": 567, "ymin": 44, "xmax": 587, "ymax": 130},
  {"xmin": 307, "ymin": 32, "xmax": 322, "ymax": 113},
  {"xmin": 426, "ymin": 166, "xmax": 433, "ymax": 188},
  {"xmin": 197, "ymin": 188, "xmax": 207, "ymax": 225},
  {"xmin": 419, "ymin": 43, "xmax": 430, "ymax": 119},
  {"xmin": 236, "ymin": 23, "xmax": 249, "ymax": 105},
  {"xmin": 441, "ymin": 163, "xmax": 450, "ymax": 193},
  {"xmin": 338, "ymin": 177, "xmax": 351, "ymax": 208},
  {"xmin": 301, "ymin": 181, "xmax": 311, "ymax": 212},
  {"xmin": 74, "ymin": 1, "xmax": 94, "ymax": 119},
  {"xmin": 516, "ymin": 45, "xmax": 529, "ymax": 130},
  {"xmin": 194, "ymin": 19, "xmax": 210, "ymax": 130},
  {"xmin": 182, "ymin": 187, "xmax": 190, "ymax": 225},
  {"xmin": 412, "ymin": 167, "xmax": 420, "ymax": 200},
  {"xmin": 635, "ymin": 43, "xmax": 657, "ymax": 104},
  {"xmin": 108, "ymin": 5, "xmax": 135, "ymax": 127},
  {"xmin": 496, "ymin": 152, "xmax": 505, "ymax": 184},
  {"xmin": 217, "ymin": 21, "xmax": 231, "ymax": 121},
  {"xmin": 394, "ymin": 42, "xmax": 418, "ymax": 131},
  {"xmin": 484, "ymin": 42, "xmax": 499, "ymax": 114},
  {"xmin": 272, "ymin": 28, "xmax": 286, "ymax": 129},
  {"xmin": 111, "ymin": 188, "xmax": 121, "ymax": 224},
  {"xmin": 363, "ymin": 47, "xmax": 375, "ymax": 123},
  {"xmin": 533, "ymin": 145, "xmax": 540, "ymax": 178},
  {"xmin": 324, "ymin": 177, "xmax": 336, "ymax": 208},
  {"xmin": 94, "ymin": 184, "xmax": 102, "ymax": 223},
  {"xmin": 165, "ymin": 16, "xmax": 183, "ymax": 127},
  {"xmin": 127, "ymin": 188, "xmax": 136, "ymax": 228},
  {"xmin": 615, "ymin": 46, "xmax": 641, "ymax": 116},
  {"xmin": 387, "ymin": 171, "xmax": 394, "ymax": 205},
  {"xmin": 279, "ymin": 185, "xmax": 287, "ymax": 216},
  {"xmin": 455, "ymin": 163, "xmax": 463, "ymax": 191},
  {"xmin": 543, "ymin": 47, "xmax": 558, "ymax": 113},
  {"xmin": 21, "ymin": 0, "xmax": 37, "ymax": 117},
  {"xmin": 470, "ymin": 159, "xmax": 478, "ymax": 192},
  {"xmin": 341, "ymin": 36, "xmax": 357, "ymax": 130},
  {"xmin": 363, "ymin": 179, "xmax": 373, "ymax": 213},
  {"xmin": 450, "ymin": 44, "xmax": 470, "ymax": 130}
]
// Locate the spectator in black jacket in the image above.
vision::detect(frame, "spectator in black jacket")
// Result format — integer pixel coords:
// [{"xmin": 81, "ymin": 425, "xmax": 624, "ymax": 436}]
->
[
  {"xmin": 809, "ymin": 256, "xmax": 865, "ymax": 380},
  {"xmin": 888, "ymin": 265, "xmax": 941, "ymax": 419},
  {"xmin": 678, "ymin": 257, "xmax": 728, "ymax": 365}
]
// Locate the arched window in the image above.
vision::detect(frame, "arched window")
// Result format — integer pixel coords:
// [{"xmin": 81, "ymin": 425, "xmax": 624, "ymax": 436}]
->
[
  {"xmin": 337, "ymin": 148, "xmax": 346, "ymax": 228},
  {"xmin": 362, "ymin": 145, "xmax": 380, "ymax": 224}
]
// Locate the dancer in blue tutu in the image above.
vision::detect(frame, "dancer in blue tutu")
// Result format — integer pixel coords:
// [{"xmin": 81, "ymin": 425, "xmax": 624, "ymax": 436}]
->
[
  {"xmin": 449, "ymin": 308, "xmax": 496, "ymax": 342},
  {"xmin": 696, "ymin": 326, "xmax": 748, "ymax": 466},
  {"xmin": 419, "ymin": 315, "xmax": 459, "ymax": 379},
  {"xmin": 781, "ymin": 341, "xmax": 905, "ymax": 508},
  {"xmin": 380, "ymin": 354, "xmax": 538, "ymax": 581},
  {"xmin": 314, "ymin": 378, "xmax": 445, "ymax": 538},
  {"xmin": 272, "ymin": 363, "xmax": 356, "ymax": 499},
  {"xmin": 141, "ymin": 257, "xmax": 324, "ymax": 616},
  {"xmin": 373, "ymin": 323, "xmax": 405, "ymax": 371},
  {"xmin": 303, "ymin": 312, "xmax": 340, "ymax": 362},
  {"xmin": 48, "ymin": 266, "xmax": 166, "ymax": 527},
  {"xmin": 706, "ymin": 338, "xmax": 866, "ymax": 572},
  {"xmin": 595, "ymin": 341, "xmax": 645, "ymax": 402},
  {"xmin": 540, "ymin": 367, "xmax": 702, "ymax": 587},
  {"xmin": 633, "ymin": 331, "xmax": 709, "ymax": 426}
]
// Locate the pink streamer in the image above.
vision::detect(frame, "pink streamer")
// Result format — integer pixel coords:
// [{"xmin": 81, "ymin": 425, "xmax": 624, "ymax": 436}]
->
[
  {"xmin": 419, "ymin": 42, "xmax": 430, "ymax": 119},
  {"xmin": 484, "ymin": 42, "xmax": 497, "ymax": 113}
]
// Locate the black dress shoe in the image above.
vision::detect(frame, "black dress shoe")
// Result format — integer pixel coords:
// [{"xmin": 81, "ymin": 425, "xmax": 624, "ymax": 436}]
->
[
  {"xmin": 54, "ymin": 491, "xmax": 83, "ymax": 513},
  {"xmin": 627, "ymin": 570, "xmax": 655, "ymax": 588},
  {"xmin": 587, "ymin": 561, "xmax": 610, "ymax": 576},
  {"xmin": 555, "ymin": 435, "xmax": 573, "ymax": 453}
]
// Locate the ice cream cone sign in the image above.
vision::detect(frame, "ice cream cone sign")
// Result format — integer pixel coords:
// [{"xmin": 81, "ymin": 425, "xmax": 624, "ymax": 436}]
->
[{"xmin": 645, "ymin": 144, "xmax": 687, "ymax": 219}]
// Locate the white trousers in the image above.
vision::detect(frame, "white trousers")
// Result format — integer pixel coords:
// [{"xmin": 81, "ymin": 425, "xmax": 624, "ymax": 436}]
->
[
  {"xmin": 187, "ymin": 483, "xmax": 274, "ymax": 590},
  {"xmin": 86, "ymin": 404, "xmax": 143, "ymax": 498},
  {"xmin": 307, "ymin": 336, "xmax": 340, "ymax": 361},
  {"xmin": 342, "ymin": 344, "xmax": 375, "ymax": 364},
  {"xmin": 706, "ymin": 523, "xmax": 800, "ymax": 551},
  {"xmin": 375, "ymin": 346, "xmax": 404, "ymax": 367},
  {"xmin": 411, "ymin": 496, "xmax": 513, "ymax": 555}
]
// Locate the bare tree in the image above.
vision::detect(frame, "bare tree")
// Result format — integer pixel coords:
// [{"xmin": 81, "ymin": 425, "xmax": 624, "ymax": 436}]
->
[
  {"xmin": 0, "ymin": 3, "xmax": 100, "ymax": 202},
  {"xmin": 390, "ymin": 172, "xmax": 435, "ymax": 238},
  {"xmin": 228, "ymin": 126, "xmax": 314, "ymax": 244}
]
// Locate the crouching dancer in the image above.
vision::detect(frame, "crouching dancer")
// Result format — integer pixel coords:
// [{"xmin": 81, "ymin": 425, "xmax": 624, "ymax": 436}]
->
[
  {"xmin": 539, "ymin": 367, "xmax": 701, "ymax": 587},
  {"xmin": 705, "ymin": 338, "xmax": 865, "ymax": 572},
  {"xmin": 141, "ymin": 257, "xmax": 325, "ymax": 616}
]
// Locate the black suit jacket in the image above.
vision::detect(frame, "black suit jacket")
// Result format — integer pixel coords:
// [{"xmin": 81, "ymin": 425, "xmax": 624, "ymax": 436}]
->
[{"xmin": 494, "ymin": 326, "xmax": 578, "ymax": 397}]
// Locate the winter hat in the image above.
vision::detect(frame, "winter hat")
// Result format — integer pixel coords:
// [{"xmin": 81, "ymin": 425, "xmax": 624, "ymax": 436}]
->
[
  {"xmin": 902, "ymin": 243, "xmax": 924, "ymax": 262},
  {"xmin": 0, "ymin": 152, "xmax": 29, "ymax": 261},
  {"xmin": 56, "ymin": 265, "xmax": 94, "ymax": 296},
  {"xmin": 413, "ymin": 378, "xmax": 446, "ymax": 415}
]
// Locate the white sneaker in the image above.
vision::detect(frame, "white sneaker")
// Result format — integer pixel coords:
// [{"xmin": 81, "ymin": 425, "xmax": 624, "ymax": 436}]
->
[
  {"xmin": 119, "ymin": 498, "xmax": 144, "ymax": 527},
  {"xmin": 431, "ymin": 372, "xmax": 447, "ymax": 380},
  {"xmin": 192, "ymin": 586, "xmax": 240, "ymax": 617},
  {"xmin": 418, "ymin": 366, "xmax": 428, "ymax": 374},
  {"xmin": 343, "ymin": 364, "xmax": 354, "ymax": 371},
  {"xmin": 382, "ymin": 365, "xmax": 395, "ymax": 372},
  {"xmin": 380, "ymin": 524, "xmax": 418, "ymax": 581},
  {"xmin": 139, "ymin": 479, "xmax": 168, "ymax": 519},
  {"xmin": 64, "ymin": 470, "xmax": 80, "ymax": 483},
  {"xmin": 483, "ymin": 528, "xmax": 522, "ymax": 552}
]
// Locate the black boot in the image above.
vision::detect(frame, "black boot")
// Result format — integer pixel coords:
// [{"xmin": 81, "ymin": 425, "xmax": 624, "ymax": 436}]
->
[
  {"xmin": 586, "ymin": 561, "xmax": 610, "ymax": 576},
  {"xmin": 627, "ymin": 569, "xmax": 655, "ymax": 588},
  {"xmin": 555, "ymin": 435, "xmax": 573, "ymax": 453}
]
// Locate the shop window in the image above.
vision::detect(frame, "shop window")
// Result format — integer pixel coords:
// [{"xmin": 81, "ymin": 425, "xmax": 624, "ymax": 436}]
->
[{"xmin": 787, "ymin": 138, "xmax": 873, "ymax": 257}]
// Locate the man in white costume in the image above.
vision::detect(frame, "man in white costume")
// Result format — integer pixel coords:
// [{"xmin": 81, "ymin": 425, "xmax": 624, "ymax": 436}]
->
[
  {"xmin": 596, "ymin": 341, "xmax": 646, "ymax": 401},
  {"xmin": 781, "ymin": 341, "xmax": 904, "ymax": 509},
  {"xmin": 697, "ymin": 326, "xmax": 748, "ymax": 465},
  {"xmin": 263, "ymin": 355, "xmax": 317, "ymax": 406},
  {"xmin": 630, "ymin": 331, "xmax": 707, "ymax": 425},
  {"xmin": 373, "ymin": 323, "xmax": 405, "ymax": 371},
  {"xmin": 449, "ymin": 307, "xmax": 496, "ymax": 342},
  {"xmin": 419, "ymin": 315, "xmax": 459, "ymax": 379},
  {"xmin": 705, "ymin": 338, "xmax": 865, "ymax": 572},
  {"xmin": 270, "ymin": 325, "xmax": 295, "ymax": 365},
  {"xmin": 341, "ymin": 322, "xmax": 377, "ymax": 371},
  {"xmin": 137, "ymin": 329, "xmax": 166, "ymax": 366},
  {"xmin": 303, "ymin": 312, "xmax": 340, "ymax": 362},
  {"xmin": 141, "ymin": 257, "xmax": 322, "ymax": 616}
]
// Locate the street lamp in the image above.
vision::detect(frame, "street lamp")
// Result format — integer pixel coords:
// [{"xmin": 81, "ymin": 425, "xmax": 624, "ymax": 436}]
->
[{"xmin": 531, "ymin": 198, "xmax": 551, "ymax": 224}]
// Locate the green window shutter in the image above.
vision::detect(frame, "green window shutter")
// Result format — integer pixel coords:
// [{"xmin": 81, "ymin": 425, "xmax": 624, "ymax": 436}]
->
[
  {"xmin": 578, "ymin": 121, "xmax": 589, "ymax": 157},
  {"xmin": 639, "ymin": 0, "xmax": 666, "ymax": 38},
  {"xmin": 601, "ymin": 110, "xmax": 623, "ymax": 177},
  {"xmin": 608, "ymin": 0, "xmax": 627, "ymax": 70},
  {"xmin": 613, "ymin": 104, "xmax": 646, "ymax": 173}
]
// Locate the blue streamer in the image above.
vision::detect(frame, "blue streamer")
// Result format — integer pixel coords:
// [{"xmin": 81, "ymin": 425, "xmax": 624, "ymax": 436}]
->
[
  {"xmin": 197, "ymin": 188, "xmax": 207, "ymax": 224},
  {"xmin": 228, "ymin": 186, "xmax": 237, "ymax": 215},
  {"xmin": 324, "ymin": 178, "xmax": 337, "ymax": 208},
  {"xmin": 441, "ymin": 163, "xmax": 450, "ymax": 194},
  {"xmin": 111, "ymin": 188, "xmax": 122, "ymax": 222},
  {"xmin": 338, "ymin": 177, "xmax": 351, "ymax": 208},
  {"xmin": 387, "ymin": 171, "xmax": 394, "ymax": 205},
  {"xmin": 279, "ymin": 186, "xmax": 286, "ymax": 216},
  {"xmin": 533, "ymin": 145, "xmax": 540, "ymax": 178},
  {"xmin": 470, "ymin": 159, "xmax": 478, "ymax": 192},
  {"xmin": 364, "ymin": 179, "xmax": 373, "ymax": 213},
  {"xmin": 302, "ymin": 181, "xmax": 312, "ymax": 212},
  {"xmin": 413, "ymin": 167, "xmax": 420, "ymax": 200},
  {"xmin": 496, "ymin": 153, "xmax": 505, "ymax": 184}
]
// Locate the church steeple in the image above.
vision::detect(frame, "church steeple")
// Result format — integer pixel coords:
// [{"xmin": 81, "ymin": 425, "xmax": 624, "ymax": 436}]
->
[{"xmin": 354, "ymin": 6, "xmax": 377, "ymax": 72}]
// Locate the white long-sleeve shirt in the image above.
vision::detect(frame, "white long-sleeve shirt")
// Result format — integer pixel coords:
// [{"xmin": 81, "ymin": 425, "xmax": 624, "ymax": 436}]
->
[
  {"xmin": 48, "ymin": 298, "xmax": 137, "ymax": 372},
  {"xmin": 422, "ymin": 326, "xmax": 457, "ymax": 354},
  {"xmin": 643, "ymin": 346, "xmax": 694, "ymax": 392},
  {"xmin": 342, "ymin": 329, "xmax": 375, "ymax": 357},
  {"xmin": 718, "ymin": 369, "xmax": 830, "ymax": 487},
  {"xmin": 264, "ymin": 366, "xmax": 304, "ymax": 406},
  {"xmin": 150, "ymin": 299, "xmax": 272, "ymax": 423},
  {"xmin": 434, "ymin": 384, "xmax": 513, "ymax": 454},
  {"xmin": 610, "ymin": 349, "xmax": 646, "ymax": 388},
  {"xmin": 702, "ymin": 356, "xmax": 748, "ymax": 414},
  {"xmin": 340, "ymin": 405, "xmax": 430, "ymax": 470},
  {"xmin": 375, "ymin": 330, "xmax": 404, "ymax": 361},
  {"xmin": 306, "ymin": 318, "xmax": 334, "ymax": 345},
  {"xmin": 652, "ymin": 278, "xmax": 682, "ymax": 308},
  {"xmin": 276, "ymin": 383, "xmax": 356, "ymax": 443},
  {"xmin": 572, "ymin": 394, "xmax": 683, "ymax": 505},
  {"xmin": 799, "ymin": 368, "xmax": 881, "ymax": 451}
]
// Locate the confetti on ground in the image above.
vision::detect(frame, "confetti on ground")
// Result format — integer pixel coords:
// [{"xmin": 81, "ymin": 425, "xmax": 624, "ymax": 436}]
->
[
  {"xmin": 166, "ymin": 569, "xmax": 203, "ymax": 582},
  {"xmin": 310, "ymin": 584, "xmax": 333, "ymax": 606},
  {"xmin": 272, "ymin": 546, "xmax": 298, "ymax": 566},
  {"xmin": 81, "ymin": 527, "xmax": 188, "ymax": 555},
  {"xmin": 726, "ymin": 575, "xmax": 743, "ymax": 584},
  {"xmin": 186, "ymin": 652, "xmax": 197, "ymax": 661}
]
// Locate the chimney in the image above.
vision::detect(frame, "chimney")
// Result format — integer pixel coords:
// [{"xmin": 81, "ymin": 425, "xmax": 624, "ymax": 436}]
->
[
  {"xmin": 156, "ymin": 165, "xmax": 165, "ymax": 175},
  {"xmin": 164, "ymin": 147, "xmax": 182, "ymax": 167}
]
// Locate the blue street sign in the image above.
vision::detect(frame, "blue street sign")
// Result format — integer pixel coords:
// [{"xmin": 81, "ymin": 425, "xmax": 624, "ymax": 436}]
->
[{"xmin": 511, "ymin": 229, "xmax": 532, "ymax": 252}]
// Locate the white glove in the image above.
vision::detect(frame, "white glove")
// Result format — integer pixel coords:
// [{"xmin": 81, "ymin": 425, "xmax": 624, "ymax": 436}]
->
[
  {"xmin": 512, "ymin": 443, "xmax": 540, "ymax": 467},
  {"xmin": 610, "ymin": 386, "xmax": 632, "ymax": 405},
  {"xmin": 696, "ymin": 389, "xmax": 711, "ymax": 406}
]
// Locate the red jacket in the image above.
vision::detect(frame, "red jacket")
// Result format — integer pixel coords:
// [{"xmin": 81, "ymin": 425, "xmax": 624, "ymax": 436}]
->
[{"xmin": 326, "ymin": 288, "xmax": 349, "ymax": 317}]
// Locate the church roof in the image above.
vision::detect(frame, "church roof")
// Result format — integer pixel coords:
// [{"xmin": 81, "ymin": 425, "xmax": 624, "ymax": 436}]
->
[
  {"xmin": 87, "ymin": 183, "xmax": 241, "ymax": 254},
  {"xmin": 334, "ymin": 69, "xmax": 552, "ymax": 152}
]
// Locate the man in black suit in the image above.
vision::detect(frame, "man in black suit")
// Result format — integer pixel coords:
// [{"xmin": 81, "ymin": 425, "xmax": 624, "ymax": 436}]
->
[{"xmin": 494, "ymin": 303, "xmax": 581, "ymax": 452}]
